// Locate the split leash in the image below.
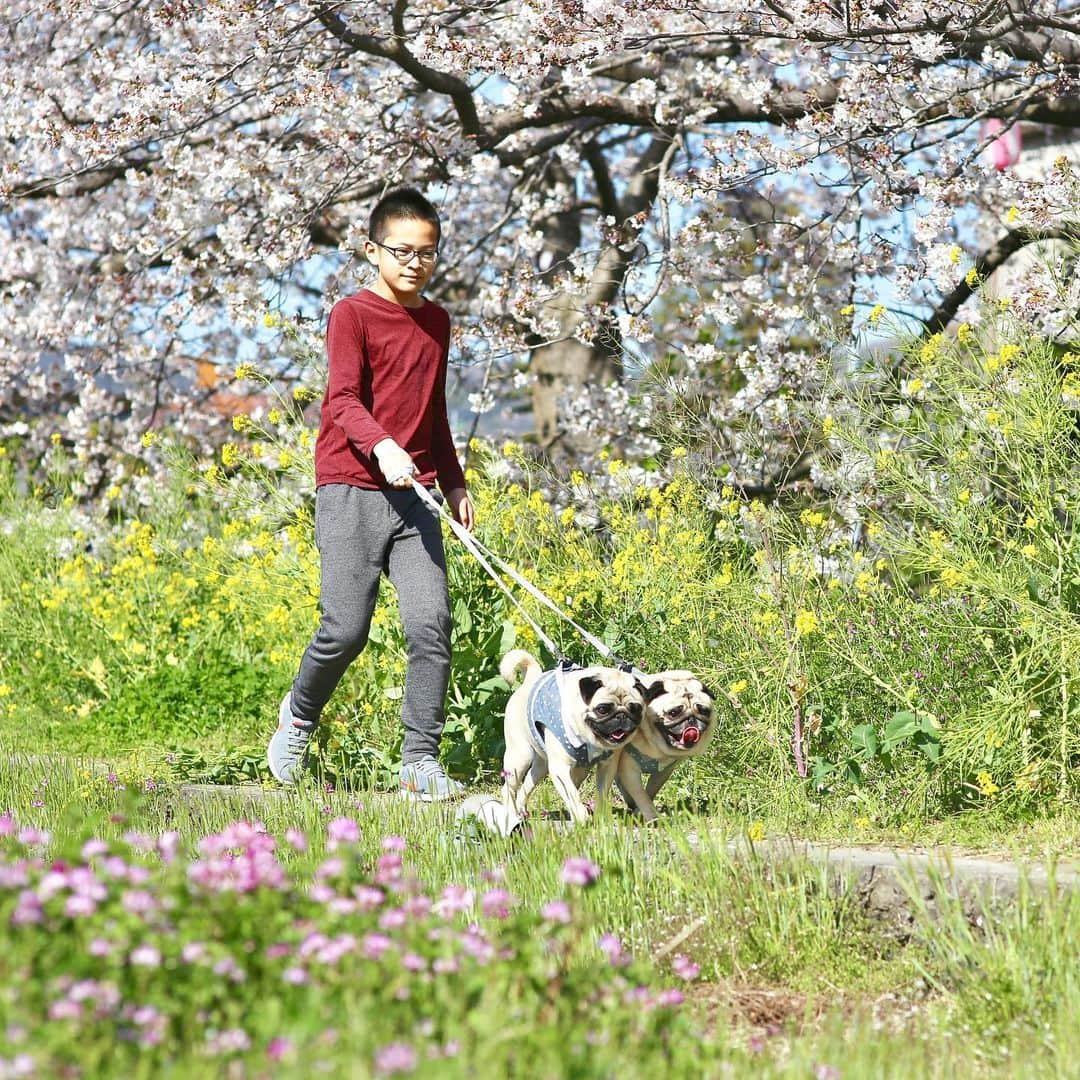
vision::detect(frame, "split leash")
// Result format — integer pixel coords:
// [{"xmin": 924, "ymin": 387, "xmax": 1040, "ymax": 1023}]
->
[{"xmin": 410, "ymin": 480, "xmax": 644, "ymax": 677}]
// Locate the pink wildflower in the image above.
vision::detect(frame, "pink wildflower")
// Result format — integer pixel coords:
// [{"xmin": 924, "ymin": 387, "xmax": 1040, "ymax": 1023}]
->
[
  {"xmin": 157, "ymin": 831, "xmax": 181, "ymax": 864},
  {"xmin": 326, "ymin": 817, "xmax": 360, "ymax": 848},
  {"xmin": 362, "ymin": 933, "xmax": 393, "ymax": 960},
  {"xmin": 267, "ymin": 1037, "xmax": 293, "ymax": 1062},
  {"xmin": 560, "ymin": 856, "xmax": 600, "ymax": 887},
  {"xmin": 672, "ymin": 954, "xmax": 700, "ymax": 981},
  {"xmin": 129, "ymin": 945, "xmax": 161, "ymax": 968},
  {"xmin": 480, "ymin": 889, "xmax": 515, "ymax": 919},
  {"xmin": 433, "ymin": 884, "xmax": 474, "ymax": 918},
  {"xmin": 16, "ymin": 828, "xmax": 50, "ymax": 847},
  {"xmin": 64, "ymin": 894, "xmax": 97, "ymax": 918},
  {"xmin": 374, "ymin": 1042, "xmax": 417, "ymax": 1076},
  {"xmin": 540, "ymin": 900, "xmax": 572, "ymax": 924},
  {"xmin": 598, "ymin": 933, "xmax": 630, "ymax": 967}
]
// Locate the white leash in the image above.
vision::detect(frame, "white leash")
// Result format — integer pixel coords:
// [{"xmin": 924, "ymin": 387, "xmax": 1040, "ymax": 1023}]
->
[
  {"xmin": 410, "ymin": 480, "xmax": 642, "ymax": 675},
  {"xmin": 409, "ymin": 481, "xmax": 562, "ymax": 660}
]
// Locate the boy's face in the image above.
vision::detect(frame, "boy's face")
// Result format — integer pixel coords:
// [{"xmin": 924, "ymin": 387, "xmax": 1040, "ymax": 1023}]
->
[{"xmin": 364, "ymin": 216, "xmax": 440, "ymax": 304}]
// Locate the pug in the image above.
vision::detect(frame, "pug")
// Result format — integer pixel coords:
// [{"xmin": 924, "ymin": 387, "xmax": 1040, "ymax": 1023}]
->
[
  {"xmin": 616, "ymin": 671, "xmax": 716, "ymax": 822},
  {"xmin": 500, "ymin": 649, "xmax": 646, "ymax": 826}
]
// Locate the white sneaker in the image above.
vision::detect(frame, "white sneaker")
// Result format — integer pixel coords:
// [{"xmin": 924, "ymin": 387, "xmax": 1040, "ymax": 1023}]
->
[{"xmin": 267, "ymin": 692, "xmax": 317, "ymax": 785}]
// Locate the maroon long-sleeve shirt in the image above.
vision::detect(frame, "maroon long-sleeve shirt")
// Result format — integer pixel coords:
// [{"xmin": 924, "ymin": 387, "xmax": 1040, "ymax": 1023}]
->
[{"xmin": 313, "ymin": 289, "xmax": 466, "ymax": 493}]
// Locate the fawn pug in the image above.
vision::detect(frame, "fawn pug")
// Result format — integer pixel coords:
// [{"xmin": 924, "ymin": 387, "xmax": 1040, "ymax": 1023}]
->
[
  {"xmin": 500, "ymin": 649, "xmax": 646, "ymax": 826},
  {"xmin": 617, "ymin": 671, "xmax": 716, "ymax": 822}
]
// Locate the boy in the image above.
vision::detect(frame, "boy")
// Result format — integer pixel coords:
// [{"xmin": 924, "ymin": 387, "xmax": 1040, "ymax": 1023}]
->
[{"xmin": 268, "ymin": 188, "xmax": 474, "ymax": 800}]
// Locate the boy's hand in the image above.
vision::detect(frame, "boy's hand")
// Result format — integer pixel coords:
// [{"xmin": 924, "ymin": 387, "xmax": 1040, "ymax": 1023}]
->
[
  {"xmin": 445, "ymin": 488, "xmax": 474, "ymax": 532},
  {"xmin": 372, "ymin": 438, "xmax": 416, "ymax": 488}
]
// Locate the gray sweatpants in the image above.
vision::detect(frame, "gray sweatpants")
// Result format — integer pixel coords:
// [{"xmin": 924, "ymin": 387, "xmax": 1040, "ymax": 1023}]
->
[{"xmin": 290, "ymin": 483, "xmax": 451, "ymax": 763}]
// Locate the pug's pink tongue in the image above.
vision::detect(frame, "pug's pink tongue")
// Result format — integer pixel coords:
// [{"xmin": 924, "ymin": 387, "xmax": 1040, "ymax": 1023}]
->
[{"xmin": 681, "ymin": 728, "xmax": 700, "ymax": 746}]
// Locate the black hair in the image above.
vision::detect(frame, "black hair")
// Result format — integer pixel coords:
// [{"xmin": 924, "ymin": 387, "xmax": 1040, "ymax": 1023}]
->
[{"xmin": 368, "ymin": 187, "xmax": 441, "ymax": 245}]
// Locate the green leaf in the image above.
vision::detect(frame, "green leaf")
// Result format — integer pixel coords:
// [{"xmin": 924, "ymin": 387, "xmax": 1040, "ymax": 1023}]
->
[
  {"xmin": 453, "ymin": 598, "xmax": 473, "ymax": 635},
  {"xmin": 842, "ymin": 758, "xmax": 864, "ymax": 785},
  {"xmin": 851, "ymin": 724, "xmax": 879, "ymax": 758},
  {"xmin": 915, "ymin": 731, "xmax": 942, "ymax": 763},
  {"xmin": 883, "ymin": 711, "xmax": 920, "ymax": 749}
]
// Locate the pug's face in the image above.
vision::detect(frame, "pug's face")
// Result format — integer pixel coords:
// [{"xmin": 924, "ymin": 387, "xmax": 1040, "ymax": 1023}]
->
[
  {"xmin": 577, "ymin": 670, "xmax": 646, "ymax": 748},
  {"xmin": 643, "ymin": 672, "xmax": 715, "ymax": 752}
]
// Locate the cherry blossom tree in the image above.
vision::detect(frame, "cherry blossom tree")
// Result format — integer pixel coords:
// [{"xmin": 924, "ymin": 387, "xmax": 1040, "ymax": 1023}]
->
[{"xmin": 2, "ymin": 0, "xmax": 1079, "ymax": 501}]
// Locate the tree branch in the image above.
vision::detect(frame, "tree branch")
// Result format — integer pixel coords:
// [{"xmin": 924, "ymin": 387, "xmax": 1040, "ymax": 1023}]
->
[
  {"xmin": 313, "ymin": 1, "xmax": 483, "ymax": 139},
  {"xmin": 922, "ymin": 225, "xmax": 1073, "ymax": 336}
]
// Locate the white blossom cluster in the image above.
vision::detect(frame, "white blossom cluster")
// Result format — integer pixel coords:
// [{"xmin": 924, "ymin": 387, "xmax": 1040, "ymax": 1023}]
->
[{"xmin": 1, "ymin": 0, "xmax": 1078, "ymax": 516}]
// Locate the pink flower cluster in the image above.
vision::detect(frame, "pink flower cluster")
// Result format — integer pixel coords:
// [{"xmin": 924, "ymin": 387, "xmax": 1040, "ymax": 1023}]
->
[
  {"xmin": 188, "ymin": 820, "xmax": 286, "ymax": 893},
  {"xmin": 0, "ymin": 808, "xmax": 694, "ymax": 1072}
]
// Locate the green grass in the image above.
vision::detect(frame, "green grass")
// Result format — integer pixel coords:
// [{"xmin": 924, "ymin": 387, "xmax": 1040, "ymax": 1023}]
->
[{"xmin": 2, "ymin": 755, "xmax": 1080, "ymax": 1077}]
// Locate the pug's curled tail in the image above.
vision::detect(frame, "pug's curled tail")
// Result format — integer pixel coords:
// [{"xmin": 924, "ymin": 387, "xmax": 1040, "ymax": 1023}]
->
[{"xmin": 500, "ymin": 649, "xmax": 542, "ymax": 688}]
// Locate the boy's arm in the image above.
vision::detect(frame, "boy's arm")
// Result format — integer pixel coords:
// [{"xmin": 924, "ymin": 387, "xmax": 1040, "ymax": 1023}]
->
[{"xmin": 325, "ymin": 302, "xmax": 391, "ymax": 456}]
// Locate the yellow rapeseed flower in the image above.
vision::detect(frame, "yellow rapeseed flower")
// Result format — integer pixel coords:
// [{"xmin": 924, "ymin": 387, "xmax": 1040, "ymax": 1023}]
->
[
  {"xmin": 965, "ymin": 267, "xmax": 980, "ymax": 287},
  {"xmin": 940, "ymin": 565, "xmax": 965, "ymax": 589},
  {"xmin": 141, "ymin": 431, "xmax": 157, "ymax": 448},
  {"xmin": 232, "ymin": 415, "xmax": 252, "ymax": 432},
  {"xmin": 794, "ymin": 609, "xmax": 819, "ymax": 637},
  {"xmin": 957, "ymin": 323, "xmax": 973, "ymax": 344},
  {"xmin": 869, "ymin": 304, "xmax": 886, "ymax": 324},
  {"xmin": 976, "ymin": 770, "xmax": 1000, "ymax": 797},
  {"xmin": 919, "ymin": 334, "xmax": 943, "ymax": 363},
  {"xmin": 747, "ymin": 822, "xmax": 766, "ymax": 842},
  {"xmin": 839, "ymin": 304, "xmax": 855, "ymax": 317},
  {"xmin": 221, "ymin": 444, "xmax": 239, "ymax": 467}
]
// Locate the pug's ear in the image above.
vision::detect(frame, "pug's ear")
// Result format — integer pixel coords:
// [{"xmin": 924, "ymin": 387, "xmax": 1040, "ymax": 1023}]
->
[
  {"xmin": 578, "ymin": 675, "xmax": 604, "ymax": 704},
  {"xmin": 699, "ymin": 683, "xmax": 717, "ymax": 701},
  {"xmin": 643, "ymin": 680, "xmax": 668, "ymax": 703}
]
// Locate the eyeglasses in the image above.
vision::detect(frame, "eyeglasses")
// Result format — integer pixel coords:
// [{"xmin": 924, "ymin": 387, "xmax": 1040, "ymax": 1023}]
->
[{"xmin": 370, "ymin": 241, "xmax": 439, "ymax": 266}]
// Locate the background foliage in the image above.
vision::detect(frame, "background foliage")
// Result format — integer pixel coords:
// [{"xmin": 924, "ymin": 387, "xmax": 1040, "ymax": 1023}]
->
[{"xmin": 2, "ymin": 312, "xmax": 1079, "ymax": 824}]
